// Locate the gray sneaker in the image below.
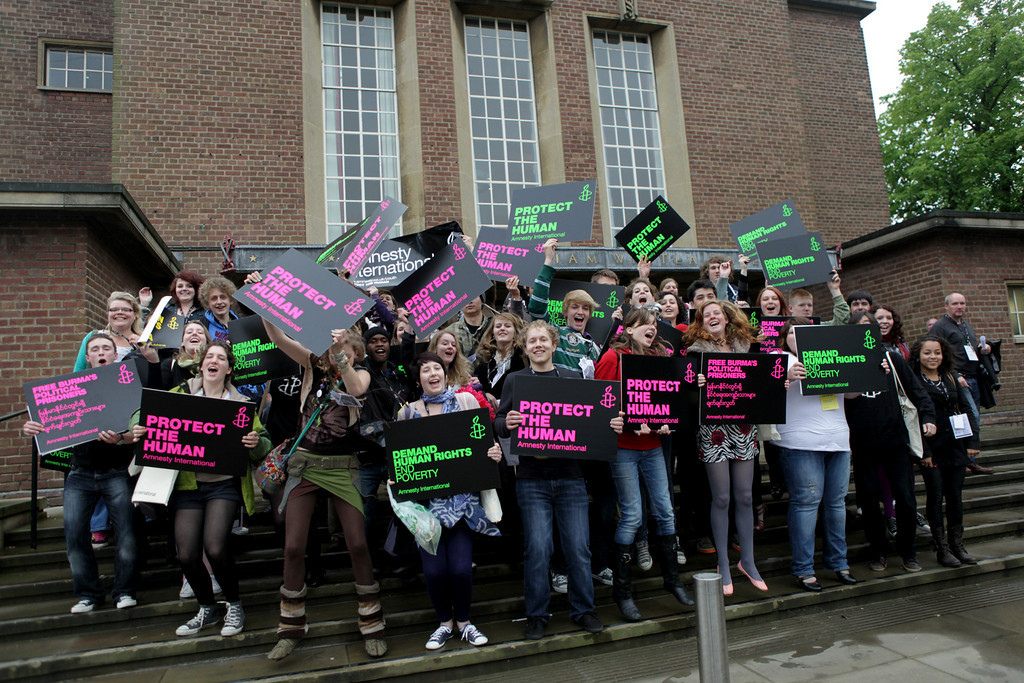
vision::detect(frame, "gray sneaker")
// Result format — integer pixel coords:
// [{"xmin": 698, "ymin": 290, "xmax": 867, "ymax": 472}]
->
[
  {"xmin": 592, "ymin": 567, "xmax": 613, "ymax": 586},
  {"xmin": 220, "ymin": 602, "xmax": 244, "ymax": 636},
  {"xmin": 636, "ymin": 540, "xmax": 653, "ymax": 571},
  {"xmin": 550, "ymin": 572, "xmax": 568, "ymax": 594},
  {"xmin": 176, "ymin": 605, "xmax": 219, "ymax": 637}
]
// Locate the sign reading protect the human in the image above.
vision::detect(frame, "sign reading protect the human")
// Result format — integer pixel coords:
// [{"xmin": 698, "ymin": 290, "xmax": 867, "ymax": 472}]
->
[
  {"xmin": 386, "ymin": 407, "xmax": 500, "ymax": 503},
  {"xmin": 474, "ymin": 225, "xmax": 546, "ymax": 284},
  {"xmin": 506, "ymin": 180, "xmax": 597, "ymax": 244},
  {"xmin": 510, "ymin": 375, "xmax": 620, "ymax": 461},
  {"xmin": 614, "ymin": 195, "xmax": 692, "ymax": 262},
  {"xmin": 794, "ymin": 323, "xmax": 888, "ymax": 395},
  {"xmin": 621, "ymin": 355, "xmax": 693, "ymax": 430},
  {"xmin": 729, "ymin": 199, "xmax": 807, "ymax": 256},
  {"xmin": 755, "ymin": 231, "xmax": 834, "ymax": 289}
]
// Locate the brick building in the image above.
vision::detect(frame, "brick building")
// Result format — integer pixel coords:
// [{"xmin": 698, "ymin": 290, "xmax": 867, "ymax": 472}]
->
[{"xmin": 1, "ymin": 0, "xmax": 1020, "ymax": 499}]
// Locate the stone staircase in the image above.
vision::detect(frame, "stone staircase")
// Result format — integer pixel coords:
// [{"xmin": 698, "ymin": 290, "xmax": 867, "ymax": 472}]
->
[{"xmin": 2, "ymin": 426, "xmax": 1023, "ymax": 681}]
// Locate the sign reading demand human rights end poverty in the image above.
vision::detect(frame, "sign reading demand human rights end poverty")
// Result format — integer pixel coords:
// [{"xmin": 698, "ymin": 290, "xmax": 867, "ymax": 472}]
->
[
  {"xmin": 729, "ymin": 199, "xmax": 807, "ymax": 256},
  {"xmin": 614, "ymin": 195, "xmax": 692, "ymax": 262},
  {"xmin": 507, "ymin": 180, "xmax": 597, "ymax": 244},
  {"xmin": 228, "ymin": 315, "xmax": 300, "ymax": 385},
  {"xmin": 794, "ymin": 323, "xmax": 887, "ymax": 396},
  {"xmin": 386, "ymin": 407, "xmax": 500, "ymax": 503},
  {"xmin": 234, "ymin": 248, "xmax": 374, "ymax": 355},
  {"xmin": 756, "ymin": 231, "xmax": 834, "ymax": 290},
  {"xmin": 392, "ymin": 240, "xmax": 493, "ymax": 338}
]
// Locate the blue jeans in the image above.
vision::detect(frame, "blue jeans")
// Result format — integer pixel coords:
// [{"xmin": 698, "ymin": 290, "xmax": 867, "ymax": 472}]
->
[
  {"xmin": 64, "ymin": 467, "xmax": 138, "ymax": 601},
  {"xmin": 778, "ymin": 448, "xmax": 850, "ymax": 577},
  {"xmin": 358, "ymin": 462, "xmax": 386, "ymax": 536},
  {"xmin": 611, "ymin": 447, "xmax": 675, "ymax": 545},
  {"xmin": 516, "ymin": 478, "xmax": 594, "ymax": 619}
]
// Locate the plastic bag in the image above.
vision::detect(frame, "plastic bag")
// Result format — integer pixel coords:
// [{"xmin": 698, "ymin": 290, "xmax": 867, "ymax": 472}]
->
[{"xmin": 387, "ymin": 485, "xmax": 441, "ymax": 556}]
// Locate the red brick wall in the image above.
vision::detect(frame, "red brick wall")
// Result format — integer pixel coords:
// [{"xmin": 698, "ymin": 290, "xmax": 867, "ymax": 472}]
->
[
  {"xmin": 112, "ymin": 0, "xmax": 307, "ymax": 255},
  {"xmin": 842, "ymin": 233, "xmax": 1024, "ymax": 422},
  {"xmin": 0, "ymin": 219, "xmax": 150, "ymax": 500},
  {"xmin": 0, "ymin": 0, "xmax": 113, "ymax": 181}
]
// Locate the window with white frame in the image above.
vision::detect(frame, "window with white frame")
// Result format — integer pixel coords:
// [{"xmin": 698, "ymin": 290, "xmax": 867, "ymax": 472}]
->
[
  {"xmin": 593, "ymin": 30, "xmax": 665, "ymax": 232},
  {"xmin": 44, "ymin": 45, "xmax": 112, "ymax": 91},
  {"xmin": 322, "ymin": 3, "xmax": 400, "ymax": 240},
  {"xmin": 1008, "ymin": 283, "xmax": 1024, "ymax": 340},
  {"xmin": 465, "ymin": 17, "xmax": 541, "ymax": 230}
]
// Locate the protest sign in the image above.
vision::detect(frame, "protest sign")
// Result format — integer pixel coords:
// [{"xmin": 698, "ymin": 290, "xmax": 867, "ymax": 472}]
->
[
  {"xmin": 228, "ymin": 315, "xmax": 300, "ymax": 385},
  {"xmin": 336, "ymin": 197, "xmax": 408, "ymax": 274},
  {"xmin": 511, "ymin": 375, "xmax": 620, "ymax": 461},
  {"xmin": 38, "ymin": 444, "xmax": 72, "ymax": 473},
  {"xmin": 474, "ymin": 225, "xmax": 546, "ymax": 283},
  {"xmin": 507, "ymin": 180, "xmax": 597, "ymax": 244},
  {"xmin": 392, "ymin": 241, "xmax": 492, "ymax": 337},
  {"xmin": 794, "ymin": 323, "xmax": 887, "ymax": 395},
  {"xmin": 756, "ymin": 232, "xmax": 834, "ymax": 289},
  {"xmin": 699, "ymin": 353, "xmax": 788, "ymax": 423},
  {"xmin": 386, "ymin": 408, "xmax": 500, "ymax": 503},
  {"xmin": 23, "ymin": 362, "xmax": 143, "ymax": 455},
  {"xmin": 149, "ymin": 311, "xmax": 187, "ymax": 350},
  {"xmin": 234, "ymin": 248, "xmax": 373, "ymax": 355},
  {"xmin": 729, "ymin": 199, "xmax": 807, "ymax": 256},
  {"xmin": 136, "ymin": 389, "xmax": 255, "ymax": 476},
  {"xmin": 349, "ymin": 238, "xmax": 429, "ymax": 289},
  {"xmin": 657, "ymin": 320, "xmax": 686, "ymax": 357},
  {"xmin": 756, "ymin": 315, "xmax": 819, "ymax": 345},
  {"xmin": 621, "ymin": 355, "xmax": 692, "ymax": 429},
  {"xmin": 546, "ymin": 279, "xmax": 624, "ymax": 344},
  {"xmin": 614, "ymin": 195, "xmax": 692, "ymax": 262},
  {"xmin": 137, "ymin": 295, "xmax": 172, "ymax": 346}
]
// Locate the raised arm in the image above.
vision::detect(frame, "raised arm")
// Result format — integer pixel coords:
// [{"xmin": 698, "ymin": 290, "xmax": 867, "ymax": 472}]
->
[{"xmin": 261, "ymin": 318, "xmax": 312, "ymax": 365}]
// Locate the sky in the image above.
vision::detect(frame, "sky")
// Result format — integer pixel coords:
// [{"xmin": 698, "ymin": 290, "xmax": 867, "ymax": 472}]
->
[{"xmin": 861, "ymin": 0, "xmax": 952, "ymax": 116}]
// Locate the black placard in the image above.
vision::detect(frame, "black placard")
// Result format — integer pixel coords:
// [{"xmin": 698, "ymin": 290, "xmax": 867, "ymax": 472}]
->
[
  {"xmin": 136, "ymin": 389, "xmax": 255, "ymax": 476},
  {"xmin": 507, "ymin": 180, "xmax": 597, "ymax": 244},
  {"xmin": 546, "ymin": 279, "xmax": 625, "ymax": 344},
  {"xmin": 729, "ymin": 199, "xmax": 807, "ymax": 256},
  {"xmin": 39, "ymin": 445, "xmax": 72, "ymax": 473},
  {"xmin": 149, "ymin": 311, "xmax": 187, "ymax": 350},
  {"xmin": 336, "ymin": 197, "xmax": 408, "ymax": 274},
  {"xmin": 386, "ymin": 408, "xmax": 500, "ymax": 503},
  {"xmin": 474, "ymin": 225, "xmax": 546, "ymax": 284},
  {"xmin": 511, "ymin": 375, "xmax": 620, "ymax": 461},
  {"xmin": 349, "ymin": 238, "xmax": 429, "ymax": 289},
  {"xmin": 392, "ymin": 241, "xmax": 493, "ymax": 337},
  {"xmin": 621, "ymin": 355, "xmax": 693, "ymax": 429},
  {"xmin": 23, "ymin": 362, "xmax": 143, "ymax": 455},
  {"xmin": 234, "ymin": 248, "xmax": 374, "ymax": 355},
  {"xmin": 699, "ymin": 353, "xmax": 788, "ymax": 423},
  {"xmin": 392, "ymin": 220, "xmax": 464, "ymax": 260},
  {"xmin": 657, "ymin": 320, "xmax": 686, "ymax": 357},
  {"xmin": 757, "ymin": 315, "xmax": 820, "ymax": 345},
  {"xmin": 756, "ymin": 231, "xmax": 834, "ymax": 289},
  {"xmin": 228, "ymin": 315, "xmax": 300, "ymax": 385},
  {"xmin": 795, "ymin": 324, "xmax": 887, "ymax": 395},
  {"xmin": 614, "ymin": 195, "xmax": 692, "ymax": 262}
]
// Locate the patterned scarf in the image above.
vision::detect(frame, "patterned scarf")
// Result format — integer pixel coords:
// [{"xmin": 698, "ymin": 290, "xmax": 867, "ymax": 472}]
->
[{"xmin": 422, "ymin": 386, "xmax": 459, "ymax": 414}]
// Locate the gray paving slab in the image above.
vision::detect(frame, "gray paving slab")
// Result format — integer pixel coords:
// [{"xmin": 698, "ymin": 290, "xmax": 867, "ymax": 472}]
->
[{"xmin": 916, "ymin": 635, "xmax": 1024, "ymax": 683}]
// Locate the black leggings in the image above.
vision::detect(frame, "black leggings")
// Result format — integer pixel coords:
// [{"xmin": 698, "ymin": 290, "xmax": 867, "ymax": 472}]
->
[
  {"xmin": 920, "ymin": 462, "xmax": 965, "ymax": 531},
  {"xmin": 175, "ymin": 498, "xmax": 240, "ymax": 604}
]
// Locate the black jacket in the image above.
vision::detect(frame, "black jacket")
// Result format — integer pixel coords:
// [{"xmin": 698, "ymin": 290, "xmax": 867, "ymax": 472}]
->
[
  {"xmin": 920, "ymin": 372, "xmax": 980, "ymax": 466},
  {"xmin": 846, "ymin": 352, "xmax": 936, "ymax": 457}
]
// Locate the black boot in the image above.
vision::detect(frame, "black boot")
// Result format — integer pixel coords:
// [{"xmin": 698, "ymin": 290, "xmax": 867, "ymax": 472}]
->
[
  {"xmin": 932, "ymin": 528, "xmax": 961, "ymax": 568},
  {"xmin": 613, "ymin": 544, "xmax": 642, "ymax": 621},
  {"xmin": 654, "ymin": 535, "xmax": 694, "ymax": 606},
  {"xmin": 948, "ymin": 525, "xmax": 977, "ymax": 565}
]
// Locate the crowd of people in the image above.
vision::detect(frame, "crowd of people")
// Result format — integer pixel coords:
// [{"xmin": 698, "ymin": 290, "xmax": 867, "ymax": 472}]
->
[{"xmin": 23, "ymin": 240, "xmax": 995, "ymax": 660}]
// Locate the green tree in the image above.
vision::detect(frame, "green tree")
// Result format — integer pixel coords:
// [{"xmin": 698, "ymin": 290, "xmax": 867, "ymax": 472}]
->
[{"xmin": 878, "ymin": 0, "xmax": 1024, "ymax": 221}]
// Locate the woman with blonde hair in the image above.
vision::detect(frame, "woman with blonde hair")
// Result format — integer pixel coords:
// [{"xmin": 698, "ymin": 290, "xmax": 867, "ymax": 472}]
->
[
  {"xmin": 473, "ymin": 312, "xmax": 526, "ymax": 406},
  {"xmin": 73, "ymin": 291, "xmax": 153, "ymax": 371}
]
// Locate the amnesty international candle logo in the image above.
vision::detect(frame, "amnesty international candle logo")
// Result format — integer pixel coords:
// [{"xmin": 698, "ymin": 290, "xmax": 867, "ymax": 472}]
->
[
  {"xmin": 232, "ymin": 406, "xmax": 250, "ymax": 430},
  {"xmin": 166, "ymin": 317, "xmax": 179, "ymax": 330},
  {"xmin": 793, "ymin": 324, "xmax": 887, "ymax": 395},
  {"xmin": 117, "ymin": 364, "xmax": 135, "ymax": 385},
  {"xmin": 684, "ymin": 362, "xmax": 696, "ymax": 384},
  {"xmin": 452, "ymin": 243, "xmax": 467, "ymax": 260},
  {"xmin": 863, "ymin": 329, "xmax": 877, "ymax": 350},
  {"xmin": 749, "ymin": 310, "xmax": 759, "ymax": 327},
  {"xmin": 607, "ymin": 291, "xmax": 620, "ymax": 308},
  {"xmin": 782, "ymin": 204, "xmax": 793, "ymax": 217},
  {"xmin": 469, "ymin": 415, "xmax": 486, "ymax": 440},
  {"xmin": 600, "ymin": 385, "xmax": 617, "ymax": 409},
  {"xmin": 535, "ymin": 243, "xmax": 545, "ymax": 252},
  {"xmin": 344, "ymin": 298, "xmax": 366, "ymax": 315},
  {"xmin": 771, "ymin": 357, "xmax": 785, "ymax": 379},
  {"xmin": 810, "ymin": 236, "xmax": 822, "ymax": 251},
  {"xmin": 579, "ymin": 184, "xmax": 593, "ymax": 202},
  {"xmin": 657, "ymin": 199, "xmax": 668, "ymax": 213}
]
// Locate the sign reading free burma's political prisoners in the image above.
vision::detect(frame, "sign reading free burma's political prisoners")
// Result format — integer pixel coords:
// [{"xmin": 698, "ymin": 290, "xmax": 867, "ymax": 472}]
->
[
  {"xmin": 621, "ymin": 355, "xmax": 694, "ymax": 430},
  {"xmin": 794, "ymin": 323, "xmax": 887, "ymax": 396},
  {"xmin": 756, "ymin": 231, "xmax": 835, "ymax": 290},
  {"xmin": 386, "ymin": 408, "xmax": 500, "ymax": 503},
  {"xmin": 510, "ymin": 375, "xmax": 621, "ymax": 461},
  {"xmin": 614, "ymin": 195, "xmax": 692, "ymax": 262},
  {"xmin": 136, "ymin": 389, "xmax": 255, "ymax": 477},
  {"xmin": 392, "ymin": 240, "xmax": 493, "ymax": 337},
  {"xmin": 23, "ymin": 362, "xmax": 143, "ymax": 455},
  {"xmin": 698, "ymin": 353, "xmax": 788, "ymax": 424},
  {"xmin": 234, "ymin": 248, "xmax": 374, "ymax": 355},
  {"xmin": 474, "ymin": 225, "xmax": 546, "ymax": 284},
  {"xmin": 506, "ymin": 180, "xmax": 597, "ymax": 244},
  {"xmin": 228, "ymin": 315, "xmax": 300, "ymax": 386},
  {"xmin": 729, "ymin": 199, "xmax": 807, "ymax": 256}
]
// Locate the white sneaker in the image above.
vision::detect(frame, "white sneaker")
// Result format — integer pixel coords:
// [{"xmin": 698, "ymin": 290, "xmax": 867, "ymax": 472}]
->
[
  {"xmin": 460, "ymin": 623, "xmax": 488, "ymax": 646},
  {"xmin": 116, "ymin": 595, "xmax": 137, "ymax": 610},
  {"xmin": 636, "ymin": 540, "xmax": 653, "ymax": 571},
  {"xmin": 71, "ymin": 599, "xmax": 96, "ymax": 614},
  {"xmin": 179, "ymin": 577, "xmax": 194, "ymax": 600},
  {"xmin": 425, "ymin": 624, "xmax": 454, "ymax": 650},
  {"xmin": 676, "ymin": 539, "xmax": 688, "ymax": 566},
  {"xmin": 550, "ymin": 572, "xmax": 568, "ymax": 594},
  {"xmin": 220, "ymin": 602, "xmax": 245, "ymax": 636},
  {"xmin": 176, "ymin": 605, "xmax": 219, "ymax": 637}
]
